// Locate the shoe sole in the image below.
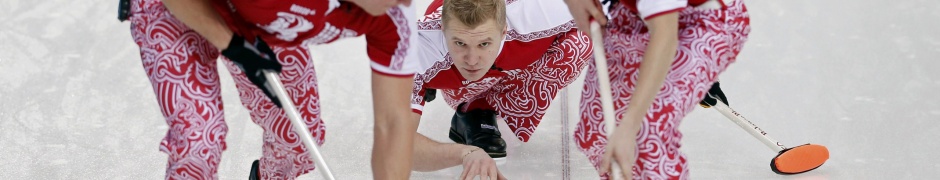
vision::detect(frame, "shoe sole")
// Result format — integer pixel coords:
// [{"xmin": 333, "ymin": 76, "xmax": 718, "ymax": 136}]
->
[
  {"xmin": 449, "ymin": 129, "xmax": 507, "ymax": 158},
  {"xmin": 493, "ymin": 156, "xmax": 508, "ymax": 166}
]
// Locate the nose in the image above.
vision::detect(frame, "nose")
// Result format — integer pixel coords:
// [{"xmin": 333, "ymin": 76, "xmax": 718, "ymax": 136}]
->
[{"xmin": 464, "ymin": 48, "xmax": 481, "ymax": 66}]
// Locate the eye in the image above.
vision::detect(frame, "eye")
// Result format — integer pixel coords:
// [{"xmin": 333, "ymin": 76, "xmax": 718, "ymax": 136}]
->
[
  {"xmin": 455, "ymin": 41, "xmax": 466, "ymax": 46},
  {"xmin": 479, "ymin": 42, "xmax": 490, "ymax": 47}
]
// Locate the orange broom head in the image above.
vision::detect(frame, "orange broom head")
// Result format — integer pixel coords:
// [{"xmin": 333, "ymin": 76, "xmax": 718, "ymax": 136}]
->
[{"xmin": 771, "ymin": 144, "xmax": 829, "ymax": 175}]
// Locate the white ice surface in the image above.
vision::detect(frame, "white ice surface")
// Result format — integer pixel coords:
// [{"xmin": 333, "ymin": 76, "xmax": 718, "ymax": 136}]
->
[{"xmin": 1, "ymin": 0, "xmax": 939, "ymax": 179}]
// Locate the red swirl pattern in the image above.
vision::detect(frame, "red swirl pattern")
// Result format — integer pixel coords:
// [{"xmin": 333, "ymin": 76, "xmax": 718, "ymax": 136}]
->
[
  {"xmin": 438, "ymin": 30, "xmax": 592, "ymax": 142},
  {"xmin": 130, "ymin": 0, "xmax": 329, "ymax": 179},
  {"xmin": 575, "ymin": 1, "xmax": 751, "ymax": 179}
]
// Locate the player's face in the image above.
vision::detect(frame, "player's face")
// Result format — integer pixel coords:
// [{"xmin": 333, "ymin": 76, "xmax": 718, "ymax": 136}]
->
[
  {"xmin": 444, "ymin": 19, "xmax": 506, "ymax": 81},
  {"xmin": 352, "ymin": 0, "xmax": 410, "ymax": 16}
]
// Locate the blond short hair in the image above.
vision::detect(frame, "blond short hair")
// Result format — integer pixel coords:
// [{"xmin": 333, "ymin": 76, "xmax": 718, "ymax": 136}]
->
[{"xmin": 442, "ymin": 0, "xmax": 507, "ymax": 30}]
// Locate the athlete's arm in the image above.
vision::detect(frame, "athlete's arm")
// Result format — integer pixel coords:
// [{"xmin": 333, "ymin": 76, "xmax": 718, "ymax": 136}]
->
[
  {"xmin": 410, "ymin": 113, "xmax": 506, "ymax": 180},
  {"xmin": 371, "ymin": 72, "xmax": 419, "ymax": 180},
  {"xmin": 601, "ymin": 12, "xmax": 680, "ymax": 178}
]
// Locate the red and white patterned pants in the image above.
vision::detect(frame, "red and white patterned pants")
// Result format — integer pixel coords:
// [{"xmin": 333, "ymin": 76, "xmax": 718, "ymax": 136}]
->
[
  {"xmin": 441, "ymin": 29, "xmax": 593, "ymax": 142},
  {"xmin": 130, "ymin": 0, "xmax": 325, "ymax": 179},
  {"xmin": 576, "ymin": 0, "xmax": 751, "ymax": 179}
]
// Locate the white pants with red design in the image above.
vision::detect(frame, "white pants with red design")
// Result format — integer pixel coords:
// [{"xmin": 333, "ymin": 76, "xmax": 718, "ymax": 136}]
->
[
  {"xmin": 576, "ymin": 0, "xmax": 751, "ymax": 179},
  {"xmin": 129, "ymin": 0, "xmax": 325, "ymax": 179},
  {"xmin": 442, "ymin": 29, "xmax": 592, "ymax": 142}
]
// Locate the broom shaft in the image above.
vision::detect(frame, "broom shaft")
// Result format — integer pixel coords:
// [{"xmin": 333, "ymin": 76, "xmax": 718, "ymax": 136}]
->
[
  {"xmin": 264, "ymin": 71, "xmax": 337, "ymax": 180},
  {"xmin": 591, "ymin": 22, "xmax": 625, "ymax": 180},
  {"xmin": 711, "ymin": 100, "xmax": 787, "ymax": 152}
]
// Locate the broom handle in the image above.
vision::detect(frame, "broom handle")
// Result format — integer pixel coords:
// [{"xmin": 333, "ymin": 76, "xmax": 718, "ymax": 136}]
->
[
  {"xmin": 591, "ymin": 22, "xmax": 624, "ymax": 180},
  {"xmin": 710, "ymin": 99, "xmax": 787, "ymax": 152},
  {"xmin": 264, "ymin": 71, "xmax": 337, "ymax": 180}
]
